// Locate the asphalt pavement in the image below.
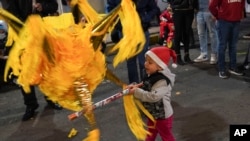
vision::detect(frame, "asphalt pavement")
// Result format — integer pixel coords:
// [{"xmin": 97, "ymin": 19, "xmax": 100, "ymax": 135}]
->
[{"xmin": 0, "ymin": 16, "xmax": 250, "ymax": 141}]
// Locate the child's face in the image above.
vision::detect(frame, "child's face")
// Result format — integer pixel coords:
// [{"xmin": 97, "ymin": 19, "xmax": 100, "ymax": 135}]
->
[{"xmin": 144, "ymin": 55, "xmax": 162, "ymax": 75}]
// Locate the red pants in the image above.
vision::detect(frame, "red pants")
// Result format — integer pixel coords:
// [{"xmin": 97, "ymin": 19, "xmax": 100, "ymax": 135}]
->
[{"xmin": 146, "ymin": 115, "xmax": 175, "ymax": 141}]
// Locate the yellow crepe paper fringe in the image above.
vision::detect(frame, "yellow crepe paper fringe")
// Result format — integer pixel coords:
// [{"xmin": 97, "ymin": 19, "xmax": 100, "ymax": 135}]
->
[
  {"xmin": 108, "ymin": 0, "xmax": 145, "ymax": 67},
  {"xmin": 0, "ymin": 8, "xmax": 23, "ymax": 47},
  {"xmin": 82, "ymin": 129, "xmax": 100, "ymax": 141},
  {"xmin": 70, "ymin": 0, "xmax": 101, "ymax": 25},
  {"xmin": 68, "ymin": 128, "xmax": 78, "ymax": 138},
  {"xmin": 4, "ymin": 13, "xmax": 106, "ymax": 111},
  {"xmin": 123, "ymin": 85, "xmax": 156, "ymax": 140},
  {"xmin": 1, "ymin": 0, "xmax": 148, "ymax": 140}
]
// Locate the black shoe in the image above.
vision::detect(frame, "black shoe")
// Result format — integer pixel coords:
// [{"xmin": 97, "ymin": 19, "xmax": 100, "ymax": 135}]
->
[
  {"xmin": 177, "ymin": 55, "xmax": 185, "ymax": 65},
  {"xmin": 228, "ymin": 68, "xmax": 244, "ymax": 76},
  {"xmin": 47, "ymin": 102, "xmax": 63, "ymax": 110},
  {"xmin": 22, "ymin": 104, "xmax": 39, "ymax": 121},
  {"xmin": 184, "ymin": 54, "xmax": 193, "ymax": 64},
  {"xmin": 219, "ymin": 71, "xmax": 229, "ymax": 79}
]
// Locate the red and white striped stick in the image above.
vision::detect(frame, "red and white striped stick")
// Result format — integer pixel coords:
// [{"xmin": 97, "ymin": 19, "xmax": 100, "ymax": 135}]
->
[{"xmin": 68, "ymin": 89, "xmax": 130, "ymax": 120}]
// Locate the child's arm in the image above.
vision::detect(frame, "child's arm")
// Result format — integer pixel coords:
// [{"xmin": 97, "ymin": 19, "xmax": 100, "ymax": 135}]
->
[
  {"xmin": 126, "ymin": 82, "xmax": 143, "ymax": 94},
  {"xmin": 133, "ymin": 80, "xmax": 171, "ymax": 102}
]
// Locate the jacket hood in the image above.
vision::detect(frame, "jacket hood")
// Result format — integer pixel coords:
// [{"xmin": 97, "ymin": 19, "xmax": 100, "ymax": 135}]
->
[{"xmin": 159, "ymin": 67, "xmax": 175, "ymax": 86}]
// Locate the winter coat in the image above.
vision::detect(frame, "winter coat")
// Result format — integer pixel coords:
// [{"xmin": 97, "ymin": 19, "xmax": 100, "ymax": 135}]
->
[
  {"xmin": 34, "ymin": 0, "xmax": 58, "ymax": 17},
  {"xmin": 107, "ymin": 0, "xmax": 158, "ymax": 31},
  {"xmin": 3, "ymin": 0, "xmax": 58, "ymax": 22},
  {"xmin": 168, "ymin": 0, "xmax": 198, "ymax": 10},
  {"xmin": 209, "ymin": 0, "xmax": 245, "ymax": 22},
  {"xmin": 134, "ymin": 68, "xmax": 175, "ymax": 119}
]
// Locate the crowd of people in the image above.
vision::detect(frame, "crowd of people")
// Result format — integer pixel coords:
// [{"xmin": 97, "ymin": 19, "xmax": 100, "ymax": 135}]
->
[
  {"xmin": 0, "ymin": 0, "xmax": 249, "ymax": 140},
  {"xmin": 160, "ymin": 0, "xmax": 249, "ymax": 79}
]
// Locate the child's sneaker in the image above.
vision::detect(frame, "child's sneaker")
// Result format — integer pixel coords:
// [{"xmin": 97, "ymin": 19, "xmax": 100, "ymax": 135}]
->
[{"xmin": 194, "ymin": 54, "xmax": 208, "ymax": 62}]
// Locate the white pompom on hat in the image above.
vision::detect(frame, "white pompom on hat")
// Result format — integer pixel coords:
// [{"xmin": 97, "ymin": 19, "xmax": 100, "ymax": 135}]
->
[{"xmin": 146, "ymin": 46, "xmax": 177, "ymax": 69}]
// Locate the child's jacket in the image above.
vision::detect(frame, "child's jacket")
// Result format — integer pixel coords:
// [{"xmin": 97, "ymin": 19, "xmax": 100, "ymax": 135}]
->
[{"xmin": 134, "ymin": 68, "xmax": 175, "ymax": 119}]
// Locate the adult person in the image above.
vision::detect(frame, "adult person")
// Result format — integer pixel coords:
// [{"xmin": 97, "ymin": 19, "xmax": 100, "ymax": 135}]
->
[
  {"xmin": 243, "ymin": 0, "xmax": 250, "ymax": 39},
  {"xmin": 0, "ymin": 20, "xmax": 8, "ymax": 85},
  {"xmin": 242, "ymin": 0, "xmax": 250, "ymax": 69},
  {"xmin": 193, "ymin": 0, "xmax": 218, "ymax": 64},
  {"xmin": 3, "ymin": 0, "xmax": 62, "ymax": 121},
  {"xmin": 169, "ymin": 0, "xmax": 198, "ymax": 65},
  {"xmin": 107, "ymin": 0, "xmax": 158, "ymax": 83},
  {"xmin": 209, "ymin": 0, "xmax": 245, "ymax": 79}
]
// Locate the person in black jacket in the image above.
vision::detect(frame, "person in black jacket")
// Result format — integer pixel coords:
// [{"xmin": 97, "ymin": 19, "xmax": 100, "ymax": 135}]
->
[
  {"xmin": 168, "ymin": 0, "xmax": 198, "ymax": 65},
  {"xmin": 107, "ymin": 0, "xmax": 158, "ymax": 83},
  {"xmin": 2, "ymin": 0, "xmax": 62, "ymax": 121}
]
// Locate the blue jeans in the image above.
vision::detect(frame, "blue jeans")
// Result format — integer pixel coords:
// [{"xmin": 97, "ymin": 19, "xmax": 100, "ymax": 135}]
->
[
  {"xmin": 217, "ymin": 20, "xmax": 240, "ymax": 72},
  {"xmin": 196, "ymin": 11, "xmax": 218, "ymax": 55},
  {"xmin": 127, "ymin": 31, "xmax": 150, "ymax": 83}
]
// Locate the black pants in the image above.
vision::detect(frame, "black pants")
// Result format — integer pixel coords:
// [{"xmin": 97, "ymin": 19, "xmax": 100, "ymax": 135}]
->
[
  {"xmin": 0, "ymin": 59, "xmax": 5, "ymax": 84},
  {"xmin": 21, "ymin": 86, "xmax": 54, "ymax": 108},
  {"xmin": 21, "ymin": 86, "xmax": 38, "ymax": 108},
  {"xmin": 173, "ymin": 9, "xmax": 194, "ymax": 55}
]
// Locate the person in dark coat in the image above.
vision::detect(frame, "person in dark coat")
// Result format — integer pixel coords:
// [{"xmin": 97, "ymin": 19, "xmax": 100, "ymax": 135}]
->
[
  {"xmin": 107, "ymin": 0, "xmax": 158, "ymax": 83},
  {"xmin": 2, "ymin": 0, "xmax": 62, "ymax": 121},
  {"xmin": 168, "ymin": 0, "xmax": 198, "ymax": 65}
]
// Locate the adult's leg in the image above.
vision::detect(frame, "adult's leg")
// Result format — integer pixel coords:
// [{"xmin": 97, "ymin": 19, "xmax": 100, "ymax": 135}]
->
[
  {"xmin": 21, "ymin": 86, "xmax": 38, "ymax": 108},
  {"xmin": 127, "ymin": 31, "xmax": 149, "ymax": 83},
  {"xmin": 217, "ymin": 20, "xmax": 230, "ymax": 72},
  {"xmin": 243, "ymin": 44, "xmax": 250, "ymax": 69},
  {"xmin": 205, "ymin": 12, "xmax": 218, "ymax": 55},
  {"xmin": 183, "ymin": 10, "xmax": 194, "ymax": 63},
  {"xmin": 138, "ymin": 31, "xmax": 149, "ymax": 81},
  {"xmin": 127, "ymin": 56, "xmax": 139, "ymax": 83},
  {"xmin": 44, "ymin": 96, "xmax": 62, "ymax": 110},
  {"xmin": 173, "ymin": 10, "xmax": 184, "ymax": 65},
  {"xmin": 21, "ymin": 86, "xmax": 39, "ymax": 121},
  {"xmin": 228, "ymin": 22, "xmax": 240, "ymax": 70},
  {"xmin": 197, "ymin": 11, "xmax": 208, "ymax": 55}
]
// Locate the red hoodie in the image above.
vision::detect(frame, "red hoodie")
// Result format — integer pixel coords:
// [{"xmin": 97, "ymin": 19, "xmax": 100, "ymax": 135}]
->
[{"xmin": 209, "ymin": 0, "xmax": 245, "ymax": 22}]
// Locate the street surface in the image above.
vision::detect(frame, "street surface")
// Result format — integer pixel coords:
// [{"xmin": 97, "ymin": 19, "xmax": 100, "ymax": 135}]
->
[{"xmin": 0, "ymin": 16, "xmax": 250, "ymax": 141}]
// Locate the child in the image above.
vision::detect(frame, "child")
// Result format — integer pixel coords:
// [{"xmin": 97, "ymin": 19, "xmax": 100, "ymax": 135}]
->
[
  {"xmin": 127, "ymin": 46, "xmax": 176, "ymax": 141},
  {"xmin": 159, "ymin": 4, "xmax": 174, "ymax": 47}
]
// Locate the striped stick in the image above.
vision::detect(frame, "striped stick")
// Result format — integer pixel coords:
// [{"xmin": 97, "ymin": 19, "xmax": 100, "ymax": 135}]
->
[{"xmin": 68, "ymin": 89, "xmax": 130, "ymax": 120}]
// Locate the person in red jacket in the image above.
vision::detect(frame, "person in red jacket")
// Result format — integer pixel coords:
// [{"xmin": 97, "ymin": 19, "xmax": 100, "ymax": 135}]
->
[
  {"xmin": 209, "ymin": 0, "xmax": 245, "ymax": 79},
  {"xmin": 159, "ymin": 4, "xmax": 175, "ymax": 48}
]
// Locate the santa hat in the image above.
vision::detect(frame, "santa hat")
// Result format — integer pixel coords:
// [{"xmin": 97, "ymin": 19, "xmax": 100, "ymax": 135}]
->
[{"xmin": 146, "ymin": 46, "xmax": 177, "ymax": 69}]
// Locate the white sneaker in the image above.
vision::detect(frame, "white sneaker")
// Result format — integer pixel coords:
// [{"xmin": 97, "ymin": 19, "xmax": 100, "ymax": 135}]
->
[
  {"xmin": 194, "ymin": 54, "xmax": 208, "ymax": 62},
  {"xmin": 180, "ymin": 42, "xmax": 184, "ymax": 46},
  {"xmin": 244, "ymin": 63, "xmax": 250, "ymax": 70},
  {"xmin": 210, "ymin": 53, "xmax": 217, "ymax": 65}
]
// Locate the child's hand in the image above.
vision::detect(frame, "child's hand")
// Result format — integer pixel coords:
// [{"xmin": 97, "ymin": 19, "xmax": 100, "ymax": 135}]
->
[{"xmin": 126, "ymin": 83, "xmax": 143, "ymax": 94}]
